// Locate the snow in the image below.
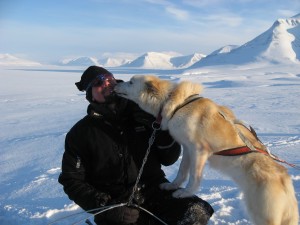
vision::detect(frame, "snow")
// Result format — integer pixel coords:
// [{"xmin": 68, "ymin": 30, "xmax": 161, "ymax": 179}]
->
[
  {"xmin": 0, "ymin": 63, "xmax": 299, "ymax": 224},
  {"xmin": 0, "ymin": 54, "xmax": 41, "ymax": 67}
]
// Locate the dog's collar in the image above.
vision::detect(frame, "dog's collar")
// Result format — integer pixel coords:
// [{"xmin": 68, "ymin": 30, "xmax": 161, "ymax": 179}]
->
[
  {"xmin": 155, "ymin": 94, "xmax": 202, "ymax": 124},
  {"xmin": 155, "ymin": 107, "xmax": 163, "ymax": 125}
]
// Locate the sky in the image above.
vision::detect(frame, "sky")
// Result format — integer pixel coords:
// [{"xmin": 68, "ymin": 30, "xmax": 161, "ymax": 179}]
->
[{"xmin": 0, "ymin": 0, "xmax": 299, "ymax": 63}]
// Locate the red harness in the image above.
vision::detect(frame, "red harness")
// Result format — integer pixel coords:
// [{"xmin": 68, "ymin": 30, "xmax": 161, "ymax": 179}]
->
[
  {"xmin": 214, "ymin": 146, "xmax": 300, "ymax": 169},
  {"xmin": 214, "ymin": 146, "xmax": 267, "ymax": 156}
]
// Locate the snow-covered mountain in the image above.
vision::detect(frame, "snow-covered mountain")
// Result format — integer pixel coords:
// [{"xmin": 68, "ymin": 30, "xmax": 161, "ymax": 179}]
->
[
  {"xmin": 59, "ymin": 57, "xmax": 100, "ymax": 66},
  {"xmin": 171, "ymin": 53, "xmax": 206, "ymax": 68},
  {"xmin": 0, "ymin": 54, "xmax": 41, "ymax": 67},
  {"xmin": 122, "ymin": 51, "xmax": 204, "ymax": 69},
  {"xmin": 191, "ymin": 14, "xmax": 300, "ymax": 68},
  {"xmin": 102, "ymin": 57, "xmax": 132, "ymax": 67},
  {"xmin": 57, "ymin": 52, "xmax": 204, "ymax": 69},
  {"xmin": 122, "ymin": 52, "xmax": 176, "ymax": 69},
  {"xmin": 208, "ymin": 45, "xmax": 239, "ymax": 56}
]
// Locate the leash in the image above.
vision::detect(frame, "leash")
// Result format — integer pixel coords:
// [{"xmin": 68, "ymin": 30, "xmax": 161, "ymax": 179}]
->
[
  {"xmin": 73, "ymin": 203, "xmax": 127, "ymax": 225},
  {"xmin": 47, "ymin": 204, "xmax": 125, "ymax": 225},
  {"xmin": 127, "ymin": 120, "xmax": 161, "ymax": 206}
]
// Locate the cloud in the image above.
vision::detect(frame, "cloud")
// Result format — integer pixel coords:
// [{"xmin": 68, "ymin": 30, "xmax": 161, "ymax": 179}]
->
[
  {"xmin": 143, "ymin": 0, "xmax": 189, "ymax": 21},
  {"xmin": 202, "ymin": 13, "xmax": 244, "ymax": 27},
  {"xmin": 143, "ymin": 0, "xmax": 171, "ymax": 5},
  {"xmin": 183, "ymin": 0, "xmax": 223, "ymax": 8},
  {"xmin": 166, "ymin": 6, "xmax": 189, "ymax": 21}
]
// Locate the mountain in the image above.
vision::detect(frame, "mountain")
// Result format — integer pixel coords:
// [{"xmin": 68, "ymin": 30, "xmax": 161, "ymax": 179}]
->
[
  {"xmin": 102, "ymin": 57, "xmax": 132, "ymax": 67},
  {"xmin": 208, "ymin": 45, "xmax": 239, "ymax": 56},
  {"xmin": 58, "ymin": 52, "xmax": 204, "ymax": 69},
  {"xmin": 122, "ymin": 51, "xmax": 204, "ymax": 69},
  {"xmin": 191, "ymin": 14, "xmax": 300, "ymax": 68},
  {"xmin": 171, "ymin": 53, "xmax": 206, "ymax": 68},
  {"xmin": 59, "ymin": 57, "xmax": 100, "ymax": 66},
  {"xmin": 122, "ymin": 52, "xmax": 176, "ymax": 69},
  {"xmin": 0, "ymin": 53, "xmax": 41, "ymax": 66}
]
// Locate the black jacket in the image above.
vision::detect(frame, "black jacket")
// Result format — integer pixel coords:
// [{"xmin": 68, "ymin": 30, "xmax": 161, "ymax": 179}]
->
[{"xmin": 58, "ymin": 98, "xmax": 181, "ymax": 211}]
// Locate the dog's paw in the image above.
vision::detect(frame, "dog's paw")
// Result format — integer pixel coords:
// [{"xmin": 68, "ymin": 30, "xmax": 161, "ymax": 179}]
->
[
  {"xmin": 172, "ymin": 189, "xmax": 194, "ymax": 198},
  {"xmin": 159, "ymin": 182, "xmax": 179, "ymax": 190}
]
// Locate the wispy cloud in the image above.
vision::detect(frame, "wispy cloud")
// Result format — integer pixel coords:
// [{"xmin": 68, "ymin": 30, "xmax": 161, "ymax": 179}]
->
[
  {"xmin": 204, "ymin": 13, "xmax": 244, "ymax": 27},
  {"xmin": 183, "ymin": 0, "xmax": 223, "ymax": 8},
  {"xmin": 166, "ymin": 6, "xmax": 189, "ymax": 21},
  {"xmin": 143, "ymin": 0, "xmax": 170, "ymax": 5},
  {"xmin": 144, "ymin": 0, "xmax": 189, "ymax": 21}
]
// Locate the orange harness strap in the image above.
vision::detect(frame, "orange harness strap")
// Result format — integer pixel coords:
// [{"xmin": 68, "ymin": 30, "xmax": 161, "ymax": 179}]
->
[
  {"xmin": 214, "ymin": 146, "xmax": 268, "ymax": 156},
  {"xmin": 214, "ymin": 146, "xmax": 300, "ymax": 169}
]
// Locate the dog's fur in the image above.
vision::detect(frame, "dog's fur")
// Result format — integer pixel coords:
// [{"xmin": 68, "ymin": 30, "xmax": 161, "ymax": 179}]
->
[{"xmin": 115, "ymin": 75, "xmax": 299, "ymax": 225}]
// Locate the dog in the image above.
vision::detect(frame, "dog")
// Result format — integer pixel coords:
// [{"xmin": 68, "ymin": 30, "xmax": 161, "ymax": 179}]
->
[{"xmin": 114, "ymin": 75, "xmax": 299, "ymax": 225}]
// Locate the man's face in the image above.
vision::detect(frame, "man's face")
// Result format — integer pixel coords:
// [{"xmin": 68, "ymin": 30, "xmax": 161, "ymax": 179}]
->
[{"xmin": 91, "ymin": 74, "xmax": 117, "ymax": 103}]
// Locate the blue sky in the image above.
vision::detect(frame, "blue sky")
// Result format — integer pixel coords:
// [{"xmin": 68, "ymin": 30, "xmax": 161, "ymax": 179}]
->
[{"xmin": 0, "ymin": 0, "xmax": 299, "ymax": 63}]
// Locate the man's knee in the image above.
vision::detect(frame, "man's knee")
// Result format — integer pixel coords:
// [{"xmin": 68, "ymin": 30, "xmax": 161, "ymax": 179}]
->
[{"xmin": 178, "ymin": 198, "xmax": 214, "ymax": 225}]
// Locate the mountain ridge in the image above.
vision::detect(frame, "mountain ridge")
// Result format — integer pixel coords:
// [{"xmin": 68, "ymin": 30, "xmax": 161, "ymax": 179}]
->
[
  {"xmin": 191, "ymin": 14, "xmax": 300, "ymax": 68},
  {"xmin": 1, "ymin": 14, "xmax": 300, "ymax": 68}
]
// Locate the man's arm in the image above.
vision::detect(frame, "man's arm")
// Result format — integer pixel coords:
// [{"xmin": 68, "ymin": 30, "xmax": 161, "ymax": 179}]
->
[
  {"xmin": 58, "ymin": 134, "xmax": 111, "ymax": 211},
  {"xmin": 155, "ymin": 130, "xmax": 181, "ymax": 166}
]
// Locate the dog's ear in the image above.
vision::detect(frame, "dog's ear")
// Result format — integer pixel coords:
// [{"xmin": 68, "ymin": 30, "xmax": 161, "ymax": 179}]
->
[{"xmin": 145, "ymin": 81, "xmax": 159, "ymax": 97}]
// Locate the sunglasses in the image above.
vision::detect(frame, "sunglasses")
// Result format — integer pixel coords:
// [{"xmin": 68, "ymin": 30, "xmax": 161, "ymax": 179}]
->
[{"xmin": 86, "ymin": 74, "xmax": 116, "ymax": 90}]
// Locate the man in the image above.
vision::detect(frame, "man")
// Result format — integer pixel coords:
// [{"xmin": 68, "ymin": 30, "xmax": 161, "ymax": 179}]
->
[{"xmin": 58, "ymin": 66, "xmax": 214, "ymax": 225}]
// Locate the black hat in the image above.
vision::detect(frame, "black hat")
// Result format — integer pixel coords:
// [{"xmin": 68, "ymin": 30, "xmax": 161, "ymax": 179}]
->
[{"xmin": 75, "ymin": 66, "xmax": 112, "ymax": 91}]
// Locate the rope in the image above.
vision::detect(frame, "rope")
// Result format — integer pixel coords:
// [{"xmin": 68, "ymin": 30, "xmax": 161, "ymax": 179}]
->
[
  {"xmin": 72, "ymin": 203, "xmax": 127, "ymax": 225},
  {"xmin": 47, "ymin": 204, "xmax": 124, "ymax": 225},
  {"xmin": 131, "ymin": 204, "xmax": 168, "ymax": 225}
]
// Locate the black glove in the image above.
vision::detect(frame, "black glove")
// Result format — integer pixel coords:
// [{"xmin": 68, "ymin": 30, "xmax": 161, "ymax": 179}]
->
[
  {"xmin": 103, "ymin": 206, "xmax": 139, "ymax": 224},
  {"xmin": 155, "ymin": 130, "xmax": 175, "ymax": 148},
  {"xmin": 95, "ymin": 192, "xmax": 111, "ymax": 207}
]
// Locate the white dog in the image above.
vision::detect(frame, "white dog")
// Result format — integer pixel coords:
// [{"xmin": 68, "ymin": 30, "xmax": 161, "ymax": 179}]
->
[{"xmin": 114, "ymin": 75, "xmax": 299, "ymax": 225}]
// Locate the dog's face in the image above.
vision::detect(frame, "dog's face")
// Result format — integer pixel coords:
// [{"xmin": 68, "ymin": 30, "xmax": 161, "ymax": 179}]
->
[
  {"xmin": 114, "ymin": 75, "xmax": 147, "ymax": 102},
  {"xmin": 114, "ymin": 75, "xmax": 167, "ymax": 116}
]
